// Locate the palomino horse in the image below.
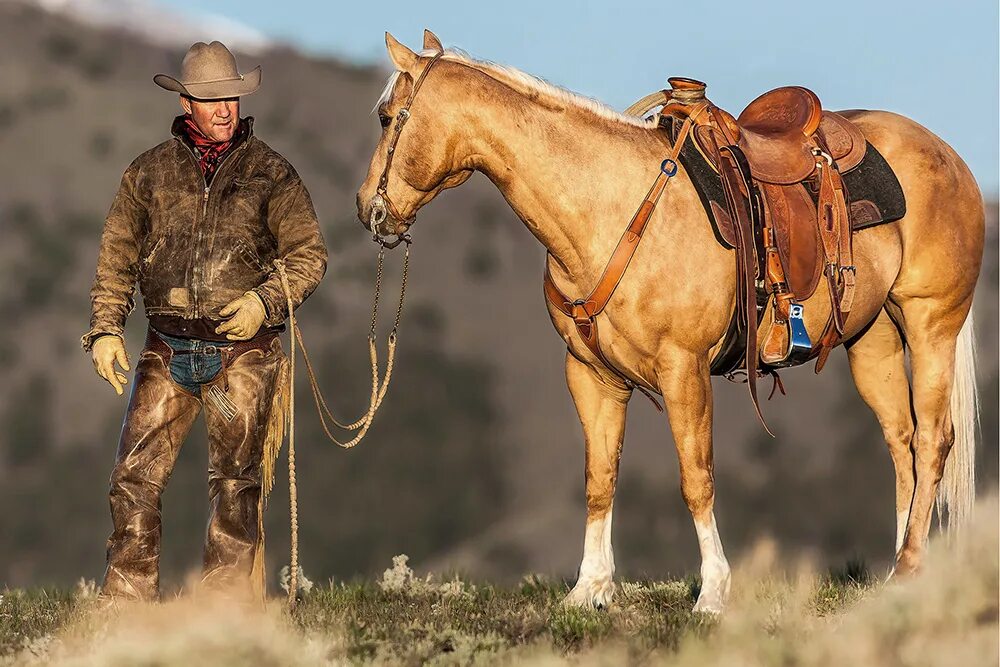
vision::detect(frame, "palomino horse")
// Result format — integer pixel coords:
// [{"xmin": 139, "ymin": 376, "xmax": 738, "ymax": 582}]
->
[{"xmin": 356, "ymin": 31, "xmax": 983, "ymax": 613}]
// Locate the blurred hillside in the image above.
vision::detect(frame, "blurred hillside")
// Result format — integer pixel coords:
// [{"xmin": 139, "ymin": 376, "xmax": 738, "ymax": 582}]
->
[{"xmin": 0, "ymin": 0, "xmax": 996, "ymax": 589}]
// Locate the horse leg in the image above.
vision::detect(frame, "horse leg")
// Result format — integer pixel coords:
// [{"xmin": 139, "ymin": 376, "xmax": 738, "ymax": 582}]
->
[
  {"xmin": 846, "ymin": 307, "xmax": 915, "ymax": 558},
  {"xmin": 893, "ymin": 295, "xmax": 972, "ymax": 575},
  {"xmin": 658, "ymin": 348, "xmax": 730, "ymax": 614},
  {"xmin": 563, "ymin": 352, "xmax": 630, "ymax": 609}
]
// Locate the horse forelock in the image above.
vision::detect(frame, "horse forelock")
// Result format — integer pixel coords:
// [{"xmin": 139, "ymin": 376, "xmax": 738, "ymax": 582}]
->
[
  {"xmin": 373, "ymin": 70, "xmax": 402, "ymax": 114},
  {"xmin": 374, "ymin": 48, "xmax": 656, "ymax": 129}
]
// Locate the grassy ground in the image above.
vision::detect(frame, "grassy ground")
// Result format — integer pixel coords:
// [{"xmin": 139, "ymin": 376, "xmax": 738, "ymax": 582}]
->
[
  {"xmin": 1, "ymin": 500, "xmax": 996, "ymax": 666},
  {"xmin": 0, "ymin": 573, "xmax": 863, "ymax": 665}
]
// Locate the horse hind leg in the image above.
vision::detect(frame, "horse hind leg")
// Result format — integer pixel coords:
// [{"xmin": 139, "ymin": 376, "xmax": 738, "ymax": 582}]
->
[
  {"xmin": 892, "ymin": 294, "xmax": 977, "ymax": 575},
  {"xmin": 658, "ymin": 348, "xmax": 730, "ymax": 614},
  {"xmin": 846, "ymin": 307, "xmax": 915, "ymax": 559},
  {"xmin": 563, "ymin": 352, "xmax": 630, "ymax": 609}
]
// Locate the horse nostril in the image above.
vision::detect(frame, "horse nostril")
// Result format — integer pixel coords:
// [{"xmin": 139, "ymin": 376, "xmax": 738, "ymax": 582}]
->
[{"xmin": 357, "ymin": 194, "xmax": 372, "ymax": 228}]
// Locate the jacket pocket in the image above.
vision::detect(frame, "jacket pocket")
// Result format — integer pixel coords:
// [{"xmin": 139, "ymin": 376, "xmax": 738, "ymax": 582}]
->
[
  {"xmin": 235, "ymin": 237, "xmax": 265, "ymax": 271},
  {"xmin": 232, "ymin": 176, "xmax": 273, "ymax": 217},
  {"xmin": 138, "ymin": 236, "xmax": 165, "ymax": 278},
  {"xmin": 234, "ymin": 175, "xmax": 271, "ymax": 188}
]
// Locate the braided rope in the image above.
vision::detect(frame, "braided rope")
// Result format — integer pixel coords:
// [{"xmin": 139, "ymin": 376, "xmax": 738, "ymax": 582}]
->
[
  {"xmin": 284, "ymin": 245, "xmax": 406, "ymax": 447},
  {"xmin": 270, "ymin": 248, "xmax": 408, "ymax": 609},
  {"xmin": 276, "ymin": 261, "xmax": 300, "ymax": 608}
]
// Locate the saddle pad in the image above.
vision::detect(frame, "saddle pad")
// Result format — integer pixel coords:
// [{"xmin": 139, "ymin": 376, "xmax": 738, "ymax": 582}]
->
[
  {"xmin": 668, "ymin": 117, "xmax": 907, "ymax": 246},
  {"xmin": 834, "ymin": 142, "xmax": 907, "ymax": 230},
  {"xmin": 670, "ymin": 120, "xmax": 738, "ymax": 248}
]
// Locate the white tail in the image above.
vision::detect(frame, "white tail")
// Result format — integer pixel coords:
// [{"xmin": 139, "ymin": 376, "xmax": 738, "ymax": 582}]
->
[{"xmin": 937, "ymin": 312, "xmax": 979, "ymax": 532}]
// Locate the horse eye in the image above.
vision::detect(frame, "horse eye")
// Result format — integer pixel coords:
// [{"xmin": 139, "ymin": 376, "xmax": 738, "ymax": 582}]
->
[{"xmin": 379, "ymin": 113, "xmax": 391, "ymax": 129}]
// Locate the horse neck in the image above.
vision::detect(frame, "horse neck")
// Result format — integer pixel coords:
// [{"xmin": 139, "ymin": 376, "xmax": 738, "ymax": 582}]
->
[{"xmin": 456, "ymin": 79, "xmax": 663, "ymax": 281}]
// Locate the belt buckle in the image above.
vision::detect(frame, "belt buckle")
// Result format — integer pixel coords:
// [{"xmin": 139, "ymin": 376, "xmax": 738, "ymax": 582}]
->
[{"xmin": 203, "ymin": 345, "xmax": 218, "ymax": 355}]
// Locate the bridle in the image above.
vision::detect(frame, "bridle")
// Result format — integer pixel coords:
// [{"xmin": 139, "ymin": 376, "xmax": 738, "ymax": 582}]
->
[{"xmin": 369, "ymin": 51, "xmax": 445, "ymax": 247}]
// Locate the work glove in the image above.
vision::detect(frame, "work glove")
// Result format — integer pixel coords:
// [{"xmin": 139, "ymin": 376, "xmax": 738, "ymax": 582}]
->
[
  {"xmin": 216, "ymin": 291, "xmax": 267, "ymax": 341},
  {"xmin": 92, "ymin": 335, "xmax": 131, "ymax": 396}
]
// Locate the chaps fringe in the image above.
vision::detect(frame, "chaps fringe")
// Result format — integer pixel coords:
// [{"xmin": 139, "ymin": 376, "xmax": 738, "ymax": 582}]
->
[{"xmin": 251, "ymin": 355, "xmax": 291, "ymax": 603}]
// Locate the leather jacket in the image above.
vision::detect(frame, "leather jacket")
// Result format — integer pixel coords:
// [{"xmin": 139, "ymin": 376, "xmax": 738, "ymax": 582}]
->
[{"xmin": 83, "ymin": 116, "xmax": 327, "ymax": 350}]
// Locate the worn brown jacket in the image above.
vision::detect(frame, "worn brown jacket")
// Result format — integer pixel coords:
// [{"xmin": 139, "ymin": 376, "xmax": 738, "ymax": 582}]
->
[{"xmin": 82, "ymin": 117, "xmax": 327, "ymax": 350}]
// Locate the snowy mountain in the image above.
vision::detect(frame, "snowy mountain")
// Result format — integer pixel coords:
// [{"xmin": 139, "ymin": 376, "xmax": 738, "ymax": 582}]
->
[{"xmin": 17, "ymin": 0, "xmax": 275, "ymax": 52}]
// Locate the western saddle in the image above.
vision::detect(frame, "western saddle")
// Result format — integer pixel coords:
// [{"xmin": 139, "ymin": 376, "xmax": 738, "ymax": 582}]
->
[{"xmin": 545, "ymin": 77, "xmax": 867, "ymax": 429}]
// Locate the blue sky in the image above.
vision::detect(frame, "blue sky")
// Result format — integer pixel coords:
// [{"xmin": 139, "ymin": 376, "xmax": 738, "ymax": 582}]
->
[{"xmin": 158, "ymin": 0, "xmax": 998, "ymax": 193}]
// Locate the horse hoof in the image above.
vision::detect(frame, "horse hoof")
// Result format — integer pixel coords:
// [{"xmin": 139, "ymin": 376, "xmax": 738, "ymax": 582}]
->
[
  {"xmin": 563, "ymin": 578, "xmax": 615, "ymax": 609},
  {"xmin": 892, "ymin": 549, "xmax": 921, "ymax": 577},
  {"xmin": 692, "ymin": 593, "xmax": 726, "ymax": 615}
]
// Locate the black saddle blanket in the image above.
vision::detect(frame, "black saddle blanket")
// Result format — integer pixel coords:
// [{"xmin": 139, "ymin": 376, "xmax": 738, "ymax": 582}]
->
[{"xmin": 670, "ymin": 119, "xmax": 906, "ymax": 249}]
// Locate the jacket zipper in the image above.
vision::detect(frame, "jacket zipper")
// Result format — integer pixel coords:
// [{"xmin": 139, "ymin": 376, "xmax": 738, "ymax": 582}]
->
[{"xmin": 177, "ymin": 136, "xmax": 250, "ymax": 319}]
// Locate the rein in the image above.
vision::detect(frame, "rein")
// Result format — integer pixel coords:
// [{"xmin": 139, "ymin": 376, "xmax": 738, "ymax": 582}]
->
[
  {"xmin": 272, "ymin": 245, "xmax": 409, "ymax": 608},
  {"xmin": 264, "ymin": 51, "xmax": 443, "ymax": 609}
]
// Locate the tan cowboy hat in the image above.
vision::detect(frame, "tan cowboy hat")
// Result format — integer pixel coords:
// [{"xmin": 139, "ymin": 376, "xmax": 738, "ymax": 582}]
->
[{"xmin": 154, "ymin": 41, "xmax": 261, "ymax": 100}]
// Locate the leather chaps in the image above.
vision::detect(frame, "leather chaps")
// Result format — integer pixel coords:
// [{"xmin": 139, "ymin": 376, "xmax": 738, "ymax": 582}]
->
[{"xmin": 101, "ymin": 328, "xmax": 285, "ymax": 601}]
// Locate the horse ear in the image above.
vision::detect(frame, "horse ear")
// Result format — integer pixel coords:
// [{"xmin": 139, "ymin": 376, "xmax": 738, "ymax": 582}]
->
[
  {"xmin": 385, "ymin": 32, "xmax": 418, "ymax": 73},
  {"xmin": 422, "ymin": 29, "xmax": 443, "ymax": 53}
]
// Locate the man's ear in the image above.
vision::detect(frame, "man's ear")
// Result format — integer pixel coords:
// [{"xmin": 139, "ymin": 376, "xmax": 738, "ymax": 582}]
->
[
  {"xmin": 386, "ymin": 32, "xmax": 418, "ymax": 73},
  {"xmin": 423, "ymin": 29, "xmax": 443, "ymax": 53},
  {"xmin": 179, "ymin": 95, "xmax": 192, "ymax": 114}
]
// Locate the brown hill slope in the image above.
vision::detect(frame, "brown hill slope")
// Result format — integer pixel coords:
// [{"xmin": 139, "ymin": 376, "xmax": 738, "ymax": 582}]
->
[{"xmin": 0, "ymin": 1, "xmax": 996, "ymax": 588}]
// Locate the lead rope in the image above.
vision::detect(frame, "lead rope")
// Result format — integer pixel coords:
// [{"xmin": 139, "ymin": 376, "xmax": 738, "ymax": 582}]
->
[
  {"xmin": 294, "ymin": 244, "xmax": 410, "ymax": 439},
  {"xmin": 268, "ymin": 246, "xmax": 409, "ymax": 609},
  {"xmin": 276, "ymin": 259, "xmax": 299, "ymax": 608}
]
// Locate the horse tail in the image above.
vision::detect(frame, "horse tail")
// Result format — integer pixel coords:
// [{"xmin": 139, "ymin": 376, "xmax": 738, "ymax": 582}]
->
[{"xmin": 937, "ymin": 311, "xmax": 979, "ymax": 533}]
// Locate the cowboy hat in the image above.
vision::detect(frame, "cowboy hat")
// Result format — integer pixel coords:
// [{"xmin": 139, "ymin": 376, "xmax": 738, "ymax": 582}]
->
[{"xmin": 154, "ymin": 41, "xmax": 261, "ymax": 100}]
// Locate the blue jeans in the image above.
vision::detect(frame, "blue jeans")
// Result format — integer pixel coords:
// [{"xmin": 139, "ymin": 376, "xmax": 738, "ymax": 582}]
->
[{"xmin": 155, "ymin": 330, "xmax": 224, "ymax": 394}]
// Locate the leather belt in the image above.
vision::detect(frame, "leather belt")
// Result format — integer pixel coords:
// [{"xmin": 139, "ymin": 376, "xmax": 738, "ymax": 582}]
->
[
  {"xmin": 145, "ymin": 327, "xmax": 279, "ymax": 392},
  {"xmin": 146, "ymin": 327, "xmax": 277, "ymax": 356}
]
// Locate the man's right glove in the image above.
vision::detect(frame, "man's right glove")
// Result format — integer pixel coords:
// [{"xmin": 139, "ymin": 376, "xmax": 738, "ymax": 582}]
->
[{"xmin": 92, "ymin": 335, "xmax": 131, "ymax": 396}]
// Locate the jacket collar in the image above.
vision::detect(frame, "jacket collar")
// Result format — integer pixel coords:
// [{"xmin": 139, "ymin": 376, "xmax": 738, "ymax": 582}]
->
[{"xmin": 171, "ymin": 115, "xmax": 254, "ymax": 150}]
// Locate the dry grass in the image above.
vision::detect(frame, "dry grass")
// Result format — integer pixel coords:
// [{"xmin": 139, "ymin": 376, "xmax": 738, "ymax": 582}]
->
[{"xmin": 1, "ymin": 497, "xmax": 996, "ymax": 666}]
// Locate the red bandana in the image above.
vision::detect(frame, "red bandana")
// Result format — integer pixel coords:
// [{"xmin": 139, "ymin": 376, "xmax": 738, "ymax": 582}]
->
[{"xmin": 182, "ymin": 117, "xmax": 234, "ymax": 181}]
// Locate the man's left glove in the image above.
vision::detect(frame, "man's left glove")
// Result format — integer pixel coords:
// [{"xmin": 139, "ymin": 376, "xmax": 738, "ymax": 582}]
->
[{"xmin": 216, "ymin": 291, "xmax": 267, "ymax": 341}]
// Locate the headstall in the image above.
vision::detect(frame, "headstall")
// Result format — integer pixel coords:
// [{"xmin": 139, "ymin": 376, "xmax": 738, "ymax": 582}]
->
[{"xmin": 369, "ymin": 51, "xmax": 445, "ymax": 247}]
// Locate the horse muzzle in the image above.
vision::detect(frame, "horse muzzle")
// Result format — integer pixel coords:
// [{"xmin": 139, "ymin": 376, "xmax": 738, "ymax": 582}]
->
[{"xmin": 365, "ymin": 193, "xmax": 413, "ymax": 238}]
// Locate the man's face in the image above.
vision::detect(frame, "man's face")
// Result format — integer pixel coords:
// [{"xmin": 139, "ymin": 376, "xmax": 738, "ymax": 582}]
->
[{"xmin": 180, "ymin": 96, "xmax": 239, "ymax": 142}]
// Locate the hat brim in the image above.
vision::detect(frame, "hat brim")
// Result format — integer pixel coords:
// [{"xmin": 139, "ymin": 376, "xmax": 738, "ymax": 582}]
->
[{"xmin": 153, "ymin": 66, "xmax": 261, "ymax": 100}]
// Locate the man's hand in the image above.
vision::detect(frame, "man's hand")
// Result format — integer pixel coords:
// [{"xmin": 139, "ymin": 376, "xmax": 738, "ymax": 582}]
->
[
  {"xmin": 216, "ymin": 291, "xmax": 266, "ymax": 341},
  {"xmin": 92, "ymin": 335, "xmax": 131, "ymax": 396}
]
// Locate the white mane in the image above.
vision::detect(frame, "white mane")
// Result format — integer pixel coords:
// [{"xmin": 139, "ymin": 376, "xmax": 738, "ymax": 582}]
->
[{"xmin": 374, "ymin": 48, "xmax": 656, "ymax": 129}]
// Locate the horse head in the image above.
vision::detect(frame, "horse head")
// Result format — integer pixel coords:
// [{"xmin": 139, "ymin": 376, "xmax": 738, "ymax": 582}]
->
[{"xmin": 356, "ymin": 30, "xmax": 473, "ymax": 240}]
